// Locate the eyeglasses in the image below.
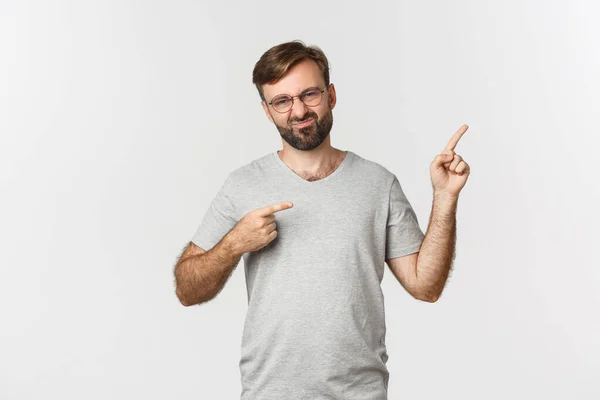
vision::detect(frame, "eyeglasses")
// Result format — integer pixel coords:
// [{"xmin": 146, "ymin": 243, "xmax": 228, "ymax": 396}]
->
[{"xmin": 267, "ymin": 84, "xmax": 330, "ymax": 113}]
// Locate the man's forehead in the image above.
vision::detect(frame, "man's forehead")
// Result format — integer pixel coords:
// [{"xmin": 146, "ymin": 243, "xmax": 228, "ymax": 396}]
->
[{"xmin": 262, "ymin": 60, "xmax": 325, "ymax": 97}]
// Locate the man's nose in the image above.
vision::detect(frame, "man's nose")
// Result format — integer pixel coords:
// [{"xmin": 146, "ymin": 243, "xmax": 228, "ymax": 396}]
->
[{"xmin": 290, "ymin": 98, "xmax": 309, "ymax": 119}]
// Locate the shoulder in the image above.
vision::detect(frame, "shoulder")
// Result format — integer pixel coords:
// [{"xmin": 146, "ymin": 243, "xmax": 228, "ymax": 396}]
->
[
  {"xmin": 349, "ymin": 151, "xmax": 397, "ymax": 188},
  {"xmin": 222, "ymin": 152, "xmax": 275, "ymax": 190}
]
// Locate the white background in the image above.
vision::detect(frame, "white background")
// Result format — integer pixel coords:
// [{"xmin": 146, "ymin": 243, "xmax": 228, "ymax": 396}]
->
[{"xmin": 1, "ymin": 0, "xmax": 599, "ymax": 399}]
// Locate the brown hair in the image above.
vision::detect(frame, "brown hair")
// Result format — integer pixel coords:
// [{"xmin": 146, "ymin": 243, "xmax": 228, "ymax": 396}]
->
[{"xmin": 252, "ymin": 40, "xmax": 330, "ymax": 102}]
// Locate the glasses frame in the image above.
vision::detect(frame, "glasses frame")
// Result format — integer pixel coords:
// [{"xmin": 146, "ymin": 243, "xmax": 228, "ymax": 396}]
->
[{"xmin": 267, "ymin": 84, "xmax": 331, "ymax": 114}]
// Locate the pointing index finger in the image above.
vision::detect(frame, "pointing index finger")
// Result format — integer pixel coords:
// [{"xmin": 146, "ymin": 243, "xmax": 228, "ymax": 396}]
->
[
  {"xmin": 259, "ymin": 202, "xmax": 294, "ymax": 216},
  {"xmin": 445, "ymin": 124, "xmax": 469, "ymax": 151}
]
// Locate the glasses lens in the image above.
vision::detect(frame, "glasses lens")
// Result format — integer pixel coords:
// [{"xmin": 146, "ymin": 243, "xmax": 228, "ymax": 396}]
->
[
  {"xmin": 272, "ymin": 95, "xmax": 293, "ymax": 112},
  {"xmin": 301, "ymin": 89, "xmax": 322, "ymax": 106}
]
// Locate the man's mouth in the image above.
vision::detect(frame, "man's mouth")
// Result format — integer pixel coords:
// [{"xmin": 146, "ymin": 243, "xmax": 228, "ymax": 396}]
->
[{"xmin": 292, "ymin": 118, "xmax": 314, "ymax": 128}]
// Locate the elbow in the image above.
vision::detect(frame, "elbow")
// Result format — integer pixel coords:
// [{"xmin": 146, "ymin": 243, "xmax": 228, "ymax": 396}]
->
[
  {"xmin": 176, "ymin": 287, "xmax": 193, "ymax": 307},
  {"xmin": 419, "ymin": 294, "xmax": 440, "ymax": 303},
  {"xmin": 414, "ymin": 287, "xmax": 441, "ymax": 303},
  {"xmin": 174, "ymin": 271, "xmax": 201, "ymax": 306},
  {"xmin": 176, "ymin": 287, "xmax": 200, "ymax": 307},
  {"xmin": 176, "ymin": 286, "xmax": 212, "ymax": 307},
  {"xmin": 179, "ymin": 298, "xmax": 194, "ymax": 307}
]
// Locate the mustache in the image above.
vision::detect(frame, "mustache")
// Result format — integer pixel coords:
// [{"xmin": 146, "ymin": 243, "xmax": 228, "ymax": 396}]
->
[{"xmin": 289, "ymin": 112, "xmax": 318, "ymax": 124}]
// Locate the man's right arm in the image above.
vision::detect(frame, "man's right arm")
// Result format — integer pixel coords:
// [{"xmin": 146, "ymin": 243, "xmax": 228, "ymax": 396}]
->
[
  {"xmin": 174, "ymin": 232, "xmax": 243, "ymax": 306},
  {"xmin": 174, "ymin": 201, "xmax": 294, "ymax": 306}
]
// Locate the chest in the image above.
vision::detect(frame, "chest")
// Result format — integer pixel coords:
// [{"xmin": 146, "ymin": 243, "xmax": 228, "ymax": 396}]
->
[{"xmin": 237, "ymin": 184, "xmax": 388, "ymax": 251}]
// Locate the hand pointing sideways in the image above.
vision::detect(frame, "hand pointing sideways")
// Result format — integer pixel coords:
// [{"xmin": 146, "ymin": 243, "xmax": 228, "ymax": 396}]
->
[{"xmin": 230, "ymin": 202, "xmax": 294, "ymax": 253}]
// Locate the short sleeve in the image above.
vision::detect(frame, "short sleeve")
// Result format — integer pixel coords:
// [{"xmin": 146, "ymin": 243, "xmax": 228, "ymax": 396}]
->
[
  {"xmin": 191, "ymin": 175, "xmax": 238, "ymax": 251},
  {"xmin": 385, "ymin": 175, "xmax": 425, "ymax": 259}
]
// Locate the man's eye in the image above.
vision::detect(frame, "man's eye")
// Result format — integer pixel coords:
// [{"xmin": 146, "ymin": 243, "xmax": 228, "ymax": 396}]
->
[
  {"xmin": 274, "ymin": 98, "xmax": 290, "ymax": 106},
  {"xmin": 303, "ymin": 90, "xmax": 319, "ymax": 98}
]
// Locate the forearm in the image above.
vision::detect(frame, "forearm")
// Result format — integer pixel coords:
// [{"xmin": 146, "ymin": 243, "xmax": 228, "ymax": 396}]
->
[
  {"xmin": 175, "ymin": 233, "xmax": 243, "ymax": 306},
  {"xmin": 415, "ymin": 192, "xmax": 458, "ymax": 302}
]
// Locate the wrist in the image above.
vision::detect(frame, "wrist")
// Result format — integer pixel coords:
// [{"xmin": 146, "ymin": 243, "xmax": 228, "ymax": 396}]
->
[
  {"xmin": 433, "ymin": 190, "xmax": 459, "ymax": 202},
  {"xmin": 222, "ymin": 229, "xmax": 245, "ymax": 257},
  {"xmin": 433, "ymin": 191, "xmax": 458, "ymax": 213}
]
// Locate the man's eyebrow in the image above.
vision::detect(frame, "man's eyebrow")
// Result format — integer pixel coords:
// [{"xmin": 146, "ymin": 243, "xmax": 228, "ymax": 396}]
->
[
  {"xmin": 300, "ymin": 86, "xmax": 320, "ymax": 94},
  {"xmin": 271, "ymin": 86, "xmax": 320, "ymax": 99}
]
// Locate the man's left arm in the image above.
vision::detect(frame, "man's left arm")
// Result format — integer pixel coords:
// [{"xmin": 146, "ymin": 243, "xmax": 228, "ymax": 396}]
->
[
  {"xmin": 413, "ymin": 192, "xmax": 458, "ymax": 302},
  {"xmin": 386, "ymin": 124, "xmax": 471, "ymax": 302}
]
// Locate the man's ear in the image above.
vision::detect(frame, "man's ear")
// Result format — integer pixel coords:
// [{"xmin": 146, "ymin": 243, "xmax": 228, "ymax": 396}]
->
[
  {"xmin": 261, "ymin": 101, "xmax": 274, "ymax": 122},
  {"xmin": 328, "ymin": 83, "xmax": 337, "ymax": 110}
]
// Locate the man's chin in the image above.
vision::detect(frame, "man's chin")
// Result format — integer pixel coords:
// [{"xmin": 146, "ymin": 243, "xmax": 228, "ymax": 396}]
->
[{"xmin": 296, "ymin": 127, "xmax": 316, "ymax": 136}]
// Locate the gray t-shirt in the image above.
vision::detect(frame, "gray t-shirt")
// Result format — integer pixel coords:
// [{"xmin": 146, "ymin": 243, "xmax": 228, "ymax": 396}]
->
[{"xmin": 191, "ymin": 150, "xmax": 425, "ymax": 400}]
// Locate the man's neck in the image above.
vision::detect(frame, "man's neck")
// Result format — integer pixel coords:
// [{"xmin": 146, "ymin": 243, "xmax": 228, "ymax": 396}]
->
[{"xmin": 277, "ymin": 146, "xmax": 347, "ymax": 181}]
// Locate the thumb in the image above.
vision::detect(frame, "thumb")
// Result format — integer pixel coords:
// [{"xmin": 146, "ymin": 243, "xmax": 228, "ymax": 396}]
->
[{"xmin": 432, "ymin": 153, "xmax": 453, "ymax": 168}]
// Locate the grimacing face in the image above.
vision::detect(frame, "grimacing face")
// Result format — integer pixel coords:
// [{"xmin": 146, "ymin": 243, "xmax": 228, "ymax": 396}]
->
[{"xmin": 261, "ymin": 59, "xmax": 337, "ymax": 151}]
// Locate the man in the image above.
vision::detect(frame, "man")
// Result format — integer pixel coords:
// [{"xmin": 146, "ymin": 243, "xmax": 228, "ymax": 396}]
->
[{"xmin": 174, "ymin": 40, "xmax": 470, "ymax": 399}]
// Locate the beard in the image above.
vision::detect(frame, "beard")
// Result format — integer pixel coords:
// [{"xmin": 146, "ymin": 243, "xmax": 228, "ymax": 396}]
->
[{"xmin": 274, "ymin": 109, "xmax": 334, "ymax": 151}]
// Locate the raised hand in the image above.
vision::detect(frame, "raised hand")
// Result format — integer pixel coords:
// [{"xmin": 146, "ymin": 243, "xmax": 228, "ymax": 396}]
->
[
  {"xmin": 430, "ymin": 124, "xmax": 471, "ymax": 198},
  {"xmin": 231, "ymin": 202, "xmax": 294, "ymax": 253}
]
